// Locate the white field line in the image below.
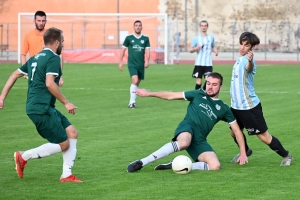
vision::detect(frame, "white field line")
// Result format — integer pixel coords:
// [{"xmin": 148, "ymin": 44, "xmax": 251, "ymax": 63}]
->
[{"xmin": 12, "ymin": 87, "xmax": 300, "ymax": 94}]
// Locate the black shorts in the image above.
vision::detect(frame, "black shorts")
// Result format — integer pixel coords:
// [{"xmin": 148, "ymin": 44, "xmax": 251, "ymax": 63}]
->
[
  {"xmin": 192, "ymin": 66, "xmax": 212, "ymax": 78},
  {"xmin": 231, "ymin": 103, "xmax": 268, "ymax": 135}
]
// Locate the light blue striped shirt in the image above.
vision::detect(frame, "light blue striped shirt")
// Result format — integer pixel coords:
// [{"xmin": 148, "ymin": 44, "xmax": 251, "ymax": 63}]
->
[
  {"xmin": 191, "ymin": 34, "xmax": 215, "ymax": 66},
  {"xmin": 230, "ymin": 56, "xmax": 260, "ymax": 110}
]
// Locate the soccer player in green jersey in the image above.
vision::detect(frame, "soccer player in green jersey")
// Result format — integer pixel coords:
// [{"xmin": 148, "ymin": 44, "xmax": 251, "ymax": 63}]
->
[
  {"xmin": 127, "ymin": 72, "xmax": 248, "ymax": 172},
  {"xmin": 0, "ymin": 27, "xmax": 82, "ymax": 182},
  {"xmin": 119, "ymin": 20, "xmax": 150, "ymax": 109}
]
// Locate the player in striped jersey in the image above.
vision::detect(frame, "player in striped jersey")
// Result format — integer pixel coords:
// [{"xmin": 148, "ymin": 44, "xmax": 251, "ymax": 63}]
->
[
  {"xmin": 230, "ymin": 32, "xmax": 293, "ymax": 166},
  {"xmin": 190, "ymin": 20, "xmax": 218, "ymax": 90}
]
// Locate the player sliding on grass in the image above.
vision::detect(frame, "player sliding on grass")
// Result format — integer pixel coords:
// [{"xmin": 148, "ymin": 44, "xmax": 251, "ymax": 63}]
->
[
  {"xmin": 127, "ymin": 72, "xmax": 248, "ymax": 173},
  {"xmin": 0, "ymin": 28, "xmax": 82, "ymax": 182},
  {"xmin": 229, "ymin": 32, "xmax": 293, "ymax": 166}
]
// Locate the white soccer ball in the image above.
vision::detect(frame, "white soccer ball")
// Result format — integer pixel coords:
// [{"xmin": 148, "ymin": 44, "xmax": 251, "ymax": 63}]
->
[{"xmin": 172, "ymin": 155, "xmax": 192, "ymax": 174}]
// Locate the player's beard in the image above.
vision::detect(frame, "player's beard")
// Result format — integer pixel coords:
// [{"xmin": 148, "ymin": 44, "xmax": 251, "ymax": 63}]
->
[
  {"xmin": 35, "ymin": 23, "xmax": 45, "ymax": 31},
  {"xmin": 206, "ymin": 89, "xmax": 220, "ymax": 98},
  {"xmin": 56, "ymin": 45, "xmax": 63, "ymax": 55},
  {"xmin": 135, "ymin": 30, "xmax": 141, "ymax": 35}
]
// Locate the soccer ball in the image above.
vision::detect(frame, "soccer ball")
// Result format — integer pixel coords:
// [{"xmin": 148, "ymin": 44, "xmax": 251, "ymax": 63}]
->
[{"xmin": 172, "ymin": 155, "xmax": 192, "ymax": 174}]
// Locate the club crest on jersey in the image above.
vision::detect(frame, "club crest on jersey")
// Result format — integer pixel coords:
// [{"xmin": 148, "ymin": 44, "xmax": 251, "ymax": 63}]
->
[
  {"xmin": 141, "ymin": 40, "xmax": 144, "ymax": 44},
  {"xmin": 215, "ymin": 104, "xmax": 221, "ymax": 110},
  {"xmin": 131, "ymin": 40, "xmax": 134, "ymax": 43}
]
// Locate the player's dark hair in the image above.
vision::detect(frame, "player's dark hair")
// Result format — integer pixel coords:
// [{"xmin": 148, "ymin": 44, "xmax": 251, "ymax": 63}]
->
[
  {"xmin": 239, "ymin": 32, "xmax": 260, "ymax": 47},
  {"xmin": 134, "ymin": 20, "xmax": 142, "ymax": 26},
  {"xmin": 34, "ymin": 11, "xmax": 46, "ymax": 19},
  {"xmin": 199, "ymin": 20, "xmax": 208, "ymax": 27},
  {"xmin": 207, "ymin": 72, "xmax": 223, "ymax": 85},
  {"xmin": 44, "ymin": 27, "xmax": 62, "ymax": 45}
]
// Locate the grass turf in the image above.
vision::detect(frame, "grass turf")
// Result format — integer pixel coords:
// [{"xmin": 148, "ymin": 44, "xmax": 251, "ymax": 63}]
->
[{"xmin": 0, "ymin": 63, "xmax": 299, "ymax": 199}]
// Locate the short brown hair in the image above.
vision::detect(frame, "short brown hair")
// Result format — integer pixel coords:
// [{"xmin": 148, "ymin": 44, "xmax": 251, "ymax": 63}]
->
[{"xmin": 43, "ymin": 27, "xmax": 63, "ymax": 45}]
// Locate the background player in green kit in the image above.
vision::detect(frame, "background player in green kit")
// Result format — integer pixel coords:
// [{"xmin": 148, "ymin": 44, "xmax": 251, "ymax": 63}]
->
[
  {"xmin": 127, "ymin": 72, "xmax": 248, "ymax": 172},
  {"xmin": 0, "ymin": 28, "xmax": 82, "ymax": 182},
  {"xmin": 119, "ymin": 20, "xmax": 150, "ymax": 108}
]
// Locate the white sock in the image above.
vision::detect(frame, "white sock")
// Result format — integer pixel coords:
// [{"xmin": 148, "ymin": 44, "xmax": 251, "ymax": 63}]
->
[
  {"xmin": 192, "ymin": 162, "xmax": 210, "ymax": 170},
  {"xmin": 129, "ymin": 84, "xmax": 138, "ymax": 104},
  {"xmin": 141, "ymin": 141, "xmax": 180, "ymax": 166},
  {"xmin": 21, "ymin": 143, "xmax": 62, "ymax": 161},
  {"xmin": 62, "ymin": 139, "xmax": 77, "ymax": 178}
]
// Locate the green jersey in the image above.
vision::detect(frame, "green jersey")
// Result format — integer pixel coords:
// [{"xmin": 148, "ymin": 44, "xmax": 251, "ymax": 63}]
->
[
  {"xmin": 19, "ymin": 48, "xmax": 61, "ymax": 115},
  {"xmin": 183, "ymin": 89, "xmax": 236, "ymax": 138},
  {"xmin": 122, "ymin": 34, "xmax": 150, "ymax": 68}
]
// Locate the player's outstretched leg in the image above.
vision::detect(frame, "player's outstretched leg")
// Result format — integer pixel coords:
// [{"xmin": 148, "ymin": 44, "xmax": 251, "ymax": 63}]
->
[
  {"xmin": 127, "ymin": 160, "xmax": 143, "ymax": 172},
  {"xmin": 127, "ymin": 141, "xmax": 180, "ymax": 172}
]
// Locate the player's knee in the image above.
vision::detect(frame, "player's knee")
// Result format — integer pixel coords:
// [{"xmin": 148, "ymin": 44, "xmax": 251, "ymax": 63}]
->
[
  {"xmin": 257, "ymin": 131, "xmax": 272, "ymax": 144},
  {"xmin": 66, "ymin": 125, "xmax": 78, "ymax": 139},
  {"xmin": 59, "ymin": 140, "xmax": 70, "ymax": 151},
  {"xmin": 177, "ymin": 140, "xmax": 190, "ymax": 150},
  {"xmin": 208, "ymin": 162, "xmax": 221, "ymax": 170}
]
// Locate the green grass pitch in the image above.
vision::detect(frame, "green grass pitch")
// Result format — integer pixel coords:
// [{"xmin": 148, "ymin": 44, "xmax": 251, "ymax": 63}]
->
[{"xmin": 0, "ymin": 63, "xmax": 299, "ymax": 199}]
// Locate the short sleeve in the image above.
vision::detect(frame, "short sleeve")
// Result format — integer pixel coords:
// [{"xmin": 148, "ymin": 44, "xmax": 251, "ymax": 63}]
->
[
  {"xmin": 211, "ymin": 36, "xmax": 215, "ymax": 47},
  {"xmin": 184, "ymin": 89, "xmax": 205, "ymax": 101},
  {"xmin": 46, "ymin": 56, "xmax": 61, "ymax": 76},
  {"xmin": 145, "ymin": 37, "xmax": 150, "ymax": 48},
  {"xmin": 122, "ymin": 36, "xmax": 129, "ymax": 48},
  {"xmin": 21, "ymin": 34, "xmax": 29, "ymax": 55},
  {"xmin": 191, "ymin": 36, "xmax": 198, "ymax": 47},
  {"xmin": 18, "ymin": 62, "xmax": 29, "ymax": 75},
  {"xmin": 222, "ymin": 105, "xmax": 236, "ymax": 124}
]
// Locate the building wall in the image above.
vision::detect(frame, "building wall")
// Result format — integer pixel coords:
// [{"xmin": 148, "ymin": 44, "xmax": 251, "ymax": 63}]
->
[{"xmin": 0, "ymin": 0, "xmax": 162, "ymax": 51}]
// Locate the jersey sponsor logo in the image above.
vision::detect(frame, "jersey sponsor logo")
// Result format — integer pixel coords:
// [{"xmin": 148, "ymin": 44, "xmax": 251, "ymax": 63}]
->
[
  {"xmin": 141, "ymin": 40, "xmax": 144, "ymax": 44},
  {"xmin": 133, "ymin": 44, "xmax": 144, "ymax": 51},
  {"xmin": 34, "ymin": 53, "xmax": 46, "ymax": 60},
  {"xmin": 199, "ymin": 103, "xmax": 217, "ymax": 120}
]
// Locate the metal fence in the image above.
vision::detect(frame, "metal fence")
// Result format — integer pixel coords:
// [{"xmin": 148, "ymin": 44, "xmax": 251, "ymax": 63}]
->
[{"xmin": 1, "ymin": 20, "xmax": 300, "ymax": 62}]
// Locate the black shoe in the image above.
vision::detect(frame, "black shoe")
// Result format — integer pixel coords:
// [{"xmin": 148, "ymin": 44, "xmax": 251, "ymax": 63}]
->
[
  {"xmin": 154, "ymin": 161, "xmax": 172, "ymax": 170},
  {"xmin": 127, "ymin": 160, "xmax": 143, "ymax": 172},
  {"xmin": 128, "ymin": 103, "xmax": 136, "ymax": 109}
]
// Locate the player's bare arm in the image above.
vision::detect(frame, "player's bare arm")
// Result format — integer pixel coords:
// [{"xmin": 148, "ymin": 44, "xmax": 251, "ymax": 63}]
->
[
  {"xmin": 230, "ymin": 122, "xmax": 248, "ymax": 165},
  {"xmin": 46, "ymin": 74, "xmax": 77, "ymax": 115},
  {"xmin": 59, "ymin": 54, "xmax": 64, "ymax": 87},
  {"xmin": 246, "ymin": 50, "xmax": 254, "ymax": 72},
  {"xmin": 119, "ymin": 47, "xmax": 127, "ymax": 71},
  {"xmin": 144, "ymin": 48, "xmax": 150, "ymax": 68},
  {"xmin": 0, "ymin": 70, "xmax": 24, "ymax": 109},
  {"xmin": 136, "ymin": 89, "xmax": 184, "ymax": 100},
  {"xmin": 213, "ymin": 46, "xmax": 218, "ymax": 56}
]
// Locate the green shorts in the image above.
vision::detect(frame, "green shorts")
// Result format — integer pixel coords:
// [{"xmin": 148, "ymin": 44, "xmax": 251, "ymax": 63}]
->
[
  {"xmin": 28, "ymin": 109, "xmax": 70, "ymax": 144},
  {"xmin": 128, "ymin": 66, "xmax": 145, "ymax": 80},
  {"xmin": 173, "ymin": 120, "xmax": 214, "ymax": 161}
]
